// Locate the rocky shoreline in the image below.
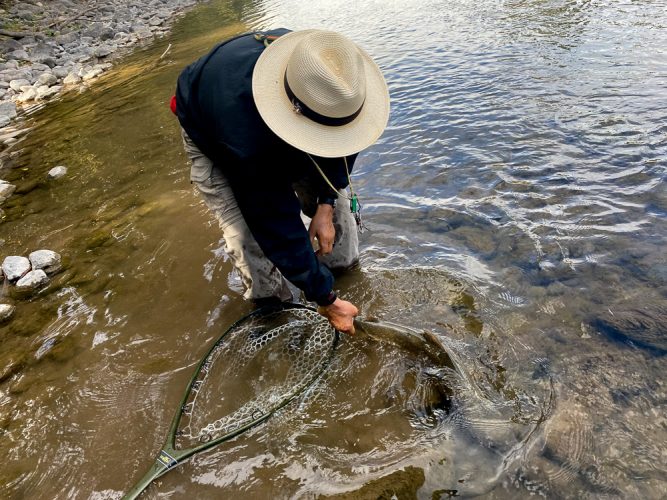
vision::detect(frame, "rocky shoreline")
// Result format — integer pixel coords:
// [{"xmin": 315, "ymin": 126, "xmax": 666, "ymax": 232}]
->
[
  {"xmin": 0, "ymin": 0, "xmax": 202, "ymax": 315},
  {"xmin": 0, "ymin": 0, "xmax": 200, "ymax": 136}
]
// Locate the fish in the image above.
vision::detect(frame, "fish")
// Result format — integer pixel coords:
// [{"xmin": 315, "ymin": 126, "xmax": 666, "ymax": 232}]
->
[{"xmin": 353, "ymin": 316, "xmax": 456, "ymax": 370}]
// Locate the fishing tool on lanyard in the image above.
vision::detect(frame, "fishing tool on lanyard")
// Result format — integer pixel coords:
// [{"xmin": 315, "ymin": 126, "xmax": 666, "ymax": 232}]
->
[{"xmin": 306, "ymin": 154, "xmax": 366, "ymax": 232}]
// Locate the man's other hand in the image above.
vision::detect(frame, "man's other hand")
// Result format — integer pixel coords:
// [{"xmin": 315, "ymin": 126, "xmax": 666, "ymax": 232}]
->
[
  {"xmin": 318, "ymin": 298, "xmax": 359, "ymax": 334},
  {"xmin": 309, "ymin": 204, "xmax": 335, "ymax": 255}
]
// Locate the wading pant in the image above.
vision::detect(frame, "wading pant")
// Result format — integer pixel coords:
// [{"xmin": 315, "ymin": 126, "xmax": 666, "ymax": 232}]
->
[{"xmin": 182, "ymin": 129, "xmax": 359, "ymax": 302}]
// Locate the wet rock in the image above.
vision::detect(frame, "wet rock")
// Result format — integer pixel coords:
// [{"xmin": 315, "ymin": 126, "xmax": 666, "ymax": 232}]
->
[
  {"xmin": 82, "ymin": 68, "xmax": 104, "ymax": 81},
  {"xmin": 36, "ymin": 85, "xmax": 62, "ymax": 100},
  {"xmin": 29, "ymin": 250, "xmax": 62, "ymax": 274},
  {"xmin": 0, "ymin": 355, "xmax": 24, "ymax": 383},
  {"xmin": 2, "ymin": 256, "xmax": 30, "ymax": 282},
  {"xmin": 0, "ymin": 181, "xmax": 16, "ymax": 203},
  {"xmin": 16, "ymin": 269, "xmax": 49, "ymax": 290},
  {"xmin": 0, "ymin": 304, "xmax": 14, "ymax": 323},
  {"xmin": 591, "ymin": 305, "xmax": 667, "ymax": 356},
  {"xmin": 47, "ymin": 166, "xmax": 68, "ymax": 179},
  {"xmin": 322, "ymin": 466, "xmax": 426, "ymax": 499}
]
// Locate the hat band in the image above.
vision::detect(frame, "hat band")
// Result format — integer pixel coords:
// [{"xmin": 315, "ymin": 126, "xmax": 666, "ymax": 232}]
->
[{"xmin": 284, "ymin": 73, "xmax": 364, "ymax": 127}]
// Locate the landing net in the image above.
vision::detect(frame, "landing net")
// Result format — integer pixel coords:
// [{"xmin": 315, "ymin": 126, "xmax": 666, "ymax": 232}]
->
[{"xmin": 175, "ymin": 306, "xmax": 337, "ymax": 449}]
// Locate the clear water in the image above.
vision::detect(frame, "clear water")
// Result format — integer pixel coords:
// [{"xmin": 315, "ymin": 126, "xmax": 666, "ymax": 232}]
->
[{"xmin": 0, "ymin": 0, "xmax": 665, "ymax": 498}]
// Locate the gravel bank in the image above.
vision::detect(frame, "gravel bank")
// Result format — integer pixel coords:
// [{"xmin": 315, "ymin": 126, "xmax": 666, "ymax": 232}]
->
[{"xmin": 0, "ymin": 0, "xmax": 201, "ymax": 133}]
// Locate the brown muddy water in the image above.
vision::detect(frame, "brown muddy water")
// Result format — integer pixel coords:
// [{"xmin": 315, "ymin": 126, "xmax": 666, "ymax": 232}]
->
[{"xmin": 1, "ymin": 0, "xmax": 666, "ymax": 498}]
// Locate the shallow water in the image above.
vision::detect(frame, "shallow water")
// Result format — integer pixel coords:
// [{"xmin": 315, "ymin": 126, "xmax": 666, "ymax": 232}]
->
[{"xmin": 1, "ymin": 0, "xmax": 666, "ymax": 498}]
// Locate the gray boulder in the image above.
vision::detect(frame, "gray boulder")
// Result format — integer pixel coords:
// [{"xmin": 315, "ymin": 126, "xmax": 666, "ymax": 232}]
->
[
  {"xmin": 0, "ymin": 102, "xmax": 17, "ymax": 119},
  {"xmin": 16, "ymin": 269, "xmax": 49, "ymax": 290},
  {"xmin": 52, "ymin": 66, "xmax": 70, "ymax": 79},
  {"xmin": 9, "ymin": 79, "xmax": 29, "ymax": 91},
  {"xmin": 0, "ymin": 39, "xmax": 23, "ymax": 53},
  {"xmin": 93, "ymin": 45, "xmax": 115, "ymax": 58},
  {"xmin": 36, "ymin": 73, "xmax": 58, "ymax": 87},
  {"xmin": 2, "ymin": 256, "xmax": 30, "ymax": 282},
  {"xmin": 55, "ymin": 33, "xmax": 78, "ymax": 45},
  {"xmin": 10, "ymin": 50, "xmax": 30, "ymax": 61},
  {"xmin": 29, "ymin": 249, "xmax": 62, "ymax": 274}
]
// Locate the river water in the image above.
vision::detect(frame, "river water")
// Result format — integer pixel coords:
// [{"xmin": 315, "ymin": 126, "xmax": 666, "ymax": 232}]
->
[{"xmin": 1, "ymin": 0, "xmax": 666, "ymax": 498}]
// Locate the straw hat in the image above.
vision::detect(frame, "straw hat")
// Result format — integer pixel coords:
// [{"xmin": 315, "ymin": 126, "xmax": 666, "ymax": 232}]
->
[{"xmin": 252, "ymin": 30, "xmax": 390, "ymax": 158}]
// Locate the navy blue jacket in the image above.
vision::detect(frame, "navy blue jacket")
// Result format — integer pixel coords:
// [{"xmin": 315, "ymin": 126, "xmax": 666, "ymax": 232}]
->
[{"xmin": 175, "ymin": 29, "xmax": 356, "ymax": 304}]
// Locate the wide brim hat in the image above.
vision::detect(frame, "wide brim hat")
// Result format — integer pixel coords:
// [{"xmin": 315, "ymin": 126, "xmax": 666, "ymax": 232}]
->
[{"xmin": 252, "ymin": 29, "xmax": 390, "ymax": 158}]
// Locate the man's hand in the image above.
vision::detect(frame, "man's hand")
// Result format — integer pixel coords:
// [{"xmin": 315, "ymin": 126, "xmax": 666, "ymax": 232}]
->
[
  {"xmin": 309, "ymin": 204, "xmax": 336, "ymax": 256},
  {"xmin": 318, "ymin": 297, "xmax": 359, "ymax": 335}
]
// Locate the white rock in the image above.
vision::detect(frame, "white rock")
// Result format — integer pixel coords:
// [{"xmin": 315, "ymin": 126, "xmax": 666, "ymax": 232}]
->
[
  {"xmin": 0, "ymin": 304, "xmax": 14, "ymax": 322},
  {"xmin": 2, "ymin": 256, "xmax": 31, "ymax": 281},
  {"xmin": 0, "ymin": 180, "xmax": 16, "ymax": 203},
  {"xmin": 9, "ymin": 79, "xmax": 30, "ymax": 91},
  {"xmin": 29, "ymin": 249, "xmax": 61, "ymax": 274},
  {"xmin": 63, "ymin": 72, "xmax": 81, "ymax": 85},
  {"xmin": 82, "ymin": 68, "xmax": 104, "ymax": 81},
  {"xmin": 36, "ymin": 72, "xmax": 57, "ymax": 86},
  {"xmin": 47, "ymin": 166, "xmax": 67, "ymax": 179},
  {"xmin": 17, "ymin": 88, "xmax": 37, "ymax": 102},
  {"xmin": 36, "ymin": 85, "xmax": 61, "ymax": 99},
  {"xmin": 16, "ymin": 269, "xmax": 48, "ymax": 290}
]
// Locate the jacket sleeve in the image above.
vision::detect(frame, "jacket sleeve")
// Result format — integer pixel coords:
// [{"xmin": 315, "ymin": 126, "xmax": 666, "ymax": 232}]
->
[{"xmin": 227, "ymin": 168, "xmax": 335, "ymax": 304}]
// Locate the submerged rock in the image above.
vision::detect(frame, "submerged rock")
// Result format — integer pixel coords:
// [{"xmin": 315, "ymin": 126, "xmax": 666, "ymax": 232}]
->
[
  {"xmin": 0, "ymin": 180, "xmax": 16, "ymax": 203},
  {"xmin": 16, "ymin": 269, "xmax": 49, "ymax": 290},
  {"xmin": 47, "ymin": 166, "xmax": 67, "ymax": 179},
  {"xmin": 2, "ymin": 256, "xmax": 30, "ymax": 282},
  {"xmin": 0, "ymin": 304, "xmax": 14, "ymax": 323},
  {"xmin": 28, "ymin": 249, "xmax": 61, "ymax": 274}
]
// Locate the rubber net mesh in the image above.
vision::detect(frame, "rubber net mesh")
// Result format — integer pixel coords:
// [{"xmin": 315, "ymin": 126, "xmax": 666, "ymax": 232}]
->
[{"xmin": 176, "ymin": 307, "xmax": 336, "ymax": 449}]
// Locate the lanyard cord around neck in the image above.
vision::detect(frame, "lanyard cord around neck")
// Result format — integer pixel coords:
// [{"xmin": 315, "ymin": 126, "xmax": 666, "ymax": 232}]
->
[{"xmin": 306, "ymin": 154, "xmax": 360, "ymax": 213}]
